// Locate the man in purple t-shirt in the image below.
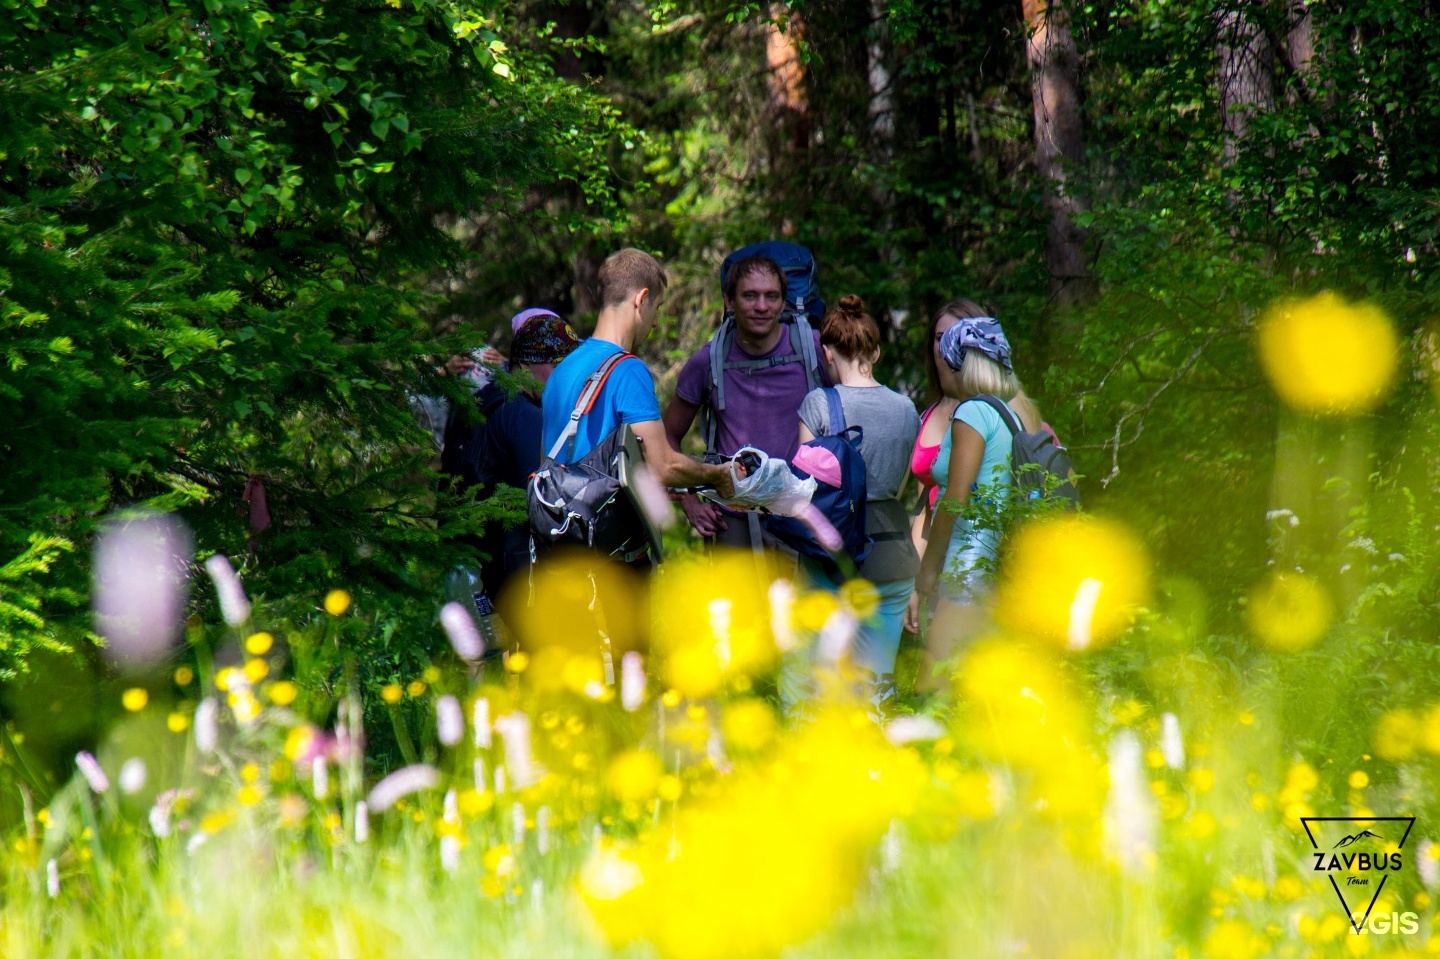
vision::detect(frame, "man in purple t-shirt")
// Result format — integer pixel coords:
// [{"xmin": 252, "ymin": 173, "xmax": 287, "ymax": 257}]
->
[{"xmin": 663, "ymin": 254, "xmax": 827, "ymax": 549}]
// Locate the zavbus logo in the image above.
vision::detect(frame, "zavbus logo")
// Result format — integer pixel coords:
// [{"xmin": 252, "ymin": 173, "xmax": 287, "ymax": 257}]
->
[{"xmin": 1301, "ymin": 816, "xmax": 1418, "ymax": 935}]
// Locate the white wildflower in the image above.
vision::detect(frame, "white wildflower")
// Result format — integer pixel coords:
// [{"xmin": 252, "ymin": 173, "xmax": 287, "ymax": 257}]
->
[
  {"xmin": 75, "ymin": 752, "xmax": 109, "ymax": 794},
  {"xmin": 1102, "ymin": 731, "xmax": 1156, "ymax": 875},
  {"xmin": 884, "ymin": 715, "xmax": 946, "ymax": 746},
  {"xmin": 355, "ymin": 801, "xmax": 369, "ymax": 843},
  {"xmin": 193, "ymin": 698, "xmax": 218, "ymax": 754},
  {"xmin": 621, "ymin": 652, "xmax": 646, "ymax": 712},
  {"xmin": 204, "ymin": 554, "xmax": 251, "ymax": 626},
  {"xmin": 118, "ymin": 758, "xmax": 147, "ymax": 794},
  {"xmin": 436, "ymin": 695, "xmax": 464, "ymax": 747},
  {"xmin": 440, "ymin": 601, "xmax": 484, "ymax": 662},
  {"xmin": 367, "ymin": 764, "xmax": 440, "ymax": 812},
  {"xmin": 1161, "ymin": 712, "xmax": 1185, "ymax": 770}
]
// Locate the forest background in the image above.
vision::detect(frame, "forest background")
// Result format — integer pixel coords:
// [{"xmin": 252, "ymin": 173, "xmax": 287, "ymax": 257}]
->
[{"xmin": 4, "ymin": 0, "xmax": 1440, "ymax": 787}]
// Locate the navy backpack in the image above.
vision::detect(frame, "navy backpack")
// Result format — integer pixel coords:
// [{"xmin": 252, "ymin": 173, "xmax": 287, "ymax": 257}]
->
[{"xmin": 763, "ymin": 388, "xmax": 871, "ymax": 579}]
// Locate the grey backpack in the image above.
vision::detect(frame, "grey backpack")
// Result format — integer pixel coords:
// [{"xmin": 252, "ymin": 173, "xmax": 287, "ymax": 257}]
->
[{"xmin": 968, "ymin": 395, "xmax": 1081, "ymax": 509}]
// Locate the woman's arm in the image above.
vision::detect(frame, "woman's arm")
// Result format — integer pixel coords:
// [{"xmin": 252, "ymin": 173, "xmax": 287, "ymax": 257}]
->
[
  {"xmin": 915, "ymin": 420, "xmax": 986, "ymax": 598},
  {"xmin": 799, "ymin": 422, "xmax": 816, "ymax": 445}
]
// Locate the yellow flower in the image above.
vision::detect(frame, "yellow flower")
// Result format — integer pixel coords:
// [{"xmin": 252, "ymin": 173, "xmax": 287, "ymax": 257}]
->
[
  {"xmin": 994, "ymin": 516, "xmax": 1150, "ymax": 650},
  {"xmin": 838, "ymin": 578, "xmax": 879, "ymax": 619},
  {"xmin": 244, "ymin": 632, "xmax": 274, "ymax": 656},
  {"xmin": 406, "ymin": 679, "xmax": 427, "ymax": 698},
  {"xmin": 173, "ymin": 665, "xmax": 194, "ymax": 687},
  {"xmin": 607, "ymin": 750, "xmax": 662, "ymax": 803},
  {"xmin": 1374, "ymin": 709, "xmax": 1420, "ymax": 760},
  {"xmin": 657, "ymin": 775, "xmax": 683, "ymax": 803},
  {"xmin": 1348, "ymin": 770, "xmax": 1369, "ymax": 789},
  {"xmin": 283, "ymin": 725, "xmax": 316, "ymax": 761},
  {"xmin": 722, "ymin": 699, "xmax": 778, "ymax": 753},
  {"xmin": 267, "ymin": 680, "xmax": 297, "ymax": 707},
  {"xmin": 505, "ymin": 651, "xmax": 529, "ymax": 674},
  {"xmin": 200, "ymin": 811, "xmax": 234, "ymax": 835},
  {"xmin": 121, "ymin": 688, "xmax": 149, "ymax": 712},
  {"xmin": 1247, "ymin": 572, "xmax": 1333, "ymax": 651},
  {"xmin": 324, "ymin": 589, "xmax": 351, "ymax": 616},
  {"xmin": 167, "ymin": 712, "xmax": 190, "ymax": 733},
  {"xmin": 243, "ymin": 657, "xmax": 269, "ymax": 683},
  {"xmin": 1188, "ymin": 767, "xmax": 1215, "ymax": 793},
  {"xmin": 240, "ymin": 763, "xmax": 260, "ymax": 783},
  {"xmin": 1258, "ymin": 291, "xmax": 1399, "ymax": 413},
  {"xmin": 458, "ymin": 789, "xmax": 494, "ymax": 817},
  {"xmin": 237, "ymin": 785, "xmax": 263, "ymax": 807},
  {"xmin": 380, "ymin": 684, "xmax": 404, "ymax": 705}
]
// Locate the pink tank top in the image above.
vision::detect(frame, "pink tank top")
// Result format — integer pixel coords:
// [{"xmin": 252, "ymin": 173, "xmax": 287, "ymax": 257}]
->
[{"xmin": 910, "ymin": 404, "xmax": 943, "ymax": 509}]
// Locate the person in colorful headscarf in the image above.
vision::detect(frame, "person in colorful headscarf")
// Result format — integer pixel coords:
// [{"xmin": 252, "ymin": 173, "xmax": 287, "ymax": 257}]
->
[
  {"xmin": 909, "ymin": 312, "xmax": 1043, "ymax": 646},
  {"xmin": 441, "ymin": 313, "xmax": 582, "ymax": 595}
]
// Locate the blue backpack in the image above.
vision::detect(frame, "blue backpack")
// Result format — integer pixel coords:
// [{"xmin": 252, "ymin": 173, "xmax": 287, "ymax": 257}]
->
[{"xmin": 762, "ymin": 388, "xmax": 871, "ymax": 579}]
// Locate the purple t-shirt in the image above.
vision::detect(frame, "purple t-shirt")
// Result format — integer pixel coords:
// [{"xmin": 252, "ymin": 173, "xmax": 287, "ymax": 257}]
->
[{"xmin": 674, "ymin": 327, "xmax": 827, "ymax": 460}]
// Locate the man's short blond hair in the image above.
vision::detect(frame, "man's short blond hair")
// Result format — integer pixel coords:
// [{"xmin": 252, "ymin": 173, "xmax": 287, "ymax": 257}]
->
[{"xmin": 598, "ymin": 248, "xmax": 668, "ymax": 308}]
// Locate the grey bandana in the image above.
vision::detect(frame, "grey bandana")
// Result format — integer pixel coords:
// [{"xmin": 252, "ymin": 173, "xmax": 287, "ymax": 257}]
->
[{"xmin": 939, "ymin": 317, "xmax": 1012, "ymax": 373}]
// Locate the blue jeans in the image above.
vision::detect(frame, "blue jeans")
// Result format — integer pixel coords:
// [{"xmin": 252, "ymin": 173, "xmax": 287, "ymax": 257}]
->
[
  {"xmin": 780, "ymin": 559, "xmax": 913, "ymax": 709},
  {"xmin": 852, "ymin": 577, "xmax": 914, "ymax": 682}
]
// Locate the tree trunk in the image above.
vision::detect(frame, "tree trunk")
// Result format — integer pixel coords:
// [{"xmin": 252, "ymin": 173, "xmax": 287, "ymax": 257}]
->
[
  {"xmin": 765, "ymin": 5, "xmax": 809, "ymax": 153},
  {"xmin": 1214, "ymin": 1, "xmax": 1276, "ymax": 167},
  {"xmin": 1022, "ymin": 0, "xmax": 1092, "ymax": 309},
  {"xmin": 867, "ymin": 0, "xmax": 893, "ymax": 151}
]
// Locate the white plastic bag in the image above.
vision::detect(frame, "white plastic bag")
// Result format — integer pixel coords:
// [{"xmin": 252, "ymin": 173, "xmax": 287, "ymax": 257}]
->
[{"xmin": 706, "ymin": 447, "xmax": 816, "ymax": 517}]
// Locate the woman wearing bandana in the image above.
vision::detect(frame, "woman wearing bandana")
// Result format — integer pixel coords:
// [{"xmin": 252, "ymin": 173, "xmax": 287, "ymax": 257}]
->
[{"xmin": 909, "ymin": 314, "xmax": 1043, "ymax": 645}]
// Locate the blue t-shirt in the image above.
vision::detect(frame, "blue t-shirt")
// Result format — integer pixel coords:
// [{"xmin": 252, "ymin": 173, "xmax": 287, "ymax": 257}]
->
[
  {"xmin": 933, "ymin": 398, "xmax": 1012, "ymax": 568},
  {"xmin": 541, "ymin": 338, "xmax": 661, "ymax": 464}
]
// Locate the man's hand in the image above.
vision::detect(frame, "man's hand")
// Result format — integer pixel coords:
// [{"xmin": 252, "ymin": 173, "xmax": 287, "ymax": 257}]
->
[
  {"xmin": 443, "ymin": 354, "xmax": 475, "ymax": 376},
  {"xmin": 681, "ymin": 493, "xmax": 728, "ymax": 536}
]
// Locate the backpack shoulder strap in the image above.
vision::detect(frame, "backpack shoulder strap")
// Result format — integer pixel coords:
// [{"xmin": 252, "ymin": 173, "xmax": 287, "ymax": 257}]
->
[
  {"xmin": 822, "ymin": 386, "xmax": 846, "ymax": 437},
  {"xmin": 791, "ymin": 315, "xmax": 821, "ymax": 392},
  {"xmin": 545, "ymin": 351, "xmax": 634, "ymax": 462},
  {"xmin": 970, "ymin": 394, "xmax": 1024, "ymax": 437},
  {"xmin": 699, "ymin": 319, "xmax": 732, "ymax": 457}
]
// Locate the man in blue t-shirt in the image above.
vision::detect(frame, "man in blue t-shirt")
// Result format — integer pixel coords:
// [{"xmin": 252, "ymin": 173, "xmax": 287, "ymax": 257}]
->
[
  {"xmin": 534, "ymin": 249, "xmax": 736, "ymax": 656},
  {"xmin": 542, "ymin": 248, "xmax": 734, "ymax": 495}
]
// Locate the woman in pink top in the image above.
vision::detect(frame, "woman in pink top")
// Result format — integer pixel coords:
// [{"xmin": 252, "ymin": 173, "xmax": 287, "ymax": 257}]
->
[{"xmin": 902, "ymin": 299, "xmax": 1040, "ymax": 636}]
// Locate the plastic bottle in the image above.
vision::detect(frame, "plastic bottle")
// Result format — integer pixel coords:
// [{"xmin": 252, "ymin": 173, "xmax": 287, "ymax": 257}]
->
[{"xmin": 444, "ymin": 566, "xmax": 503, "ymax": 652}]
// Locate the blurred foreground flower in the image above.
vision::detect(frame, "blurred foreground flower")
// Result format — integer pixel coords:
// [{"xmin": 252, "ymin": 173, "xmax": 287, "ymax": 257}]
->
[
  {"xmin": 93, "ymin": 512, "xmax": 193, "ymax": 669},
  {"xmin": 995, "ymin": 516, "xmax": 1150, "ymax": 650},
  {"xmin": 1247, "ymin": 572, "xmax": 1333, "ymax": 651},
  {"xmin": 652, "ymin": 551, "xmax": 778, "ymax": 697},
  {"xmin": 204, "ymin": 554, "xmax": 250, "ymax": 626},
  {"xmin": 580, "ymin": 710, "xmax": 925, "ymax": 959},
  {"xmin": 1258, "ymin": 291, "xmax": 1398, "ymax": 414}
]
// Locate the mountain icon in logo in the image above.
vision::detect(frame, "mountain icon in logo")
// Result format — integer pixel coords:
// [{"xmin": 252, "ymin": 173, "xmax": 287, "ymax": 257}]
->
[{"xmin": 1334, "ymin": 829, "xmax": 1386, "ymax": 848}]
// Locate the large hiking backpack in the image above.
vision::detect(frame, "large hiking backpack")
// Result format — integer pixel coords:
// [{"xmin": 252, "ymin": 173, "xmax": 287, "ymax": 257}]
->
[
  {"xmin": 967, "ymin": 395, "xmax": 1081, "ymax": 509},
  {"xmin": 763, "ymin": 388, "xmax": 871, "ymax": 578},
  {"xmin": 527, "ymin": 352, "xmax": 652, "ymax": 563},
  {"xmin": 701, "ymin": 242, "xmax": 825, "ymax": 455}
]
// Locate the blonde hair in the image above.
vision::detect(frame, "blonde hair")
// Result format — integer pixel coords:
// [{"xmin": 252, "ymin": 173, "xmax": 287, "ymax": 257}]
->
[{"xmin": 958, "ymin": 352, "xmax": 1042, "ymax": 431}]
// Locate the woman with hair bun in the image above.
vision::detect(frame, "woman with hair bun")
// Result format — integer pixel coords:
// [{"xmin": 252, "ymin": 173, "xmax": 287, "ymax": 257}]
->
[
  {"xmin": 908, "ymin": 310, "xmax": 1041, "ymax": 645},
  {"xmin": 793, "ymin": 294, "xmax": 921, "ymax": 697}
]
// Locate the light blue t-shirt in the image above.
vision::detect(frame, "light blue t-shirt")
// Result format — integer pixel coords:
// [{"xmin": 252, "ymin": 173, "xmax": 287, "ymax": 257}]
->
[
  {"xmin": 540, "ymin": 339, "xmax": 661, "ymax": 464},
  {"xmin": 932, "ymin": 398, "xmax": 1013, "ymax": 573}
]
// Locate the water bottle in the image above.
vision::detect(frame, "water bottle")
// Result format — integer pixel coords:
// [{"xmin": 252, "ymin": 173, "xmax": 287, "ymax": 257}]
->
[{"xmin": 444, "ymin": 566, "xmax": 504, "ymax": 653}]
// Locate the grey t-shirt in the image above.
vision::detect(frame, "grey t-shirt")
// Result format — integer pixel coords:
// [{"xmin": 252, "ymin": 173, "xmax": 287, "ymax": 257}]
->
[{"xmin": 798, "ymin": 385, "xmax": 920, "ymax": 501}]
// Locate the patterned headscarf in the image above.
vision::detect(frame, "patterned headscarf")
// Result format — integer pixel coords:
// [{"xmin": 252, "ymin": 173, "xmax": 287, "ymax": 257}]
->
[
  {"xmin": 939, "ymin": 316, "xmax": 1013, "ymax": 373},
  {"xmin": 510, "ymin": 307, "xmax": 561, "ymax": 333},
  {"xmin": 511, "ymin": 315, "xmax": 581, "ymax": 365}
]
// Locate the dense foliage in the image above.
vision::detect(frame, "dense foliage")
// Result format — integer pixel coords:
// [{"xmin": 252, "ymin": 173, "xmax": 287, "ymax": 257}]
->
[{"xmin": 0, "ymin": 0, "xmax": 626, "ymax": 681}]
